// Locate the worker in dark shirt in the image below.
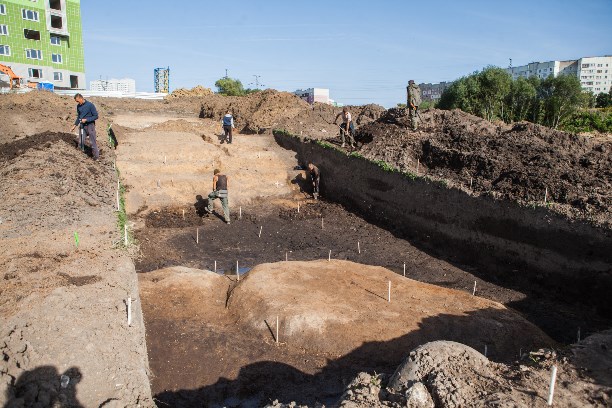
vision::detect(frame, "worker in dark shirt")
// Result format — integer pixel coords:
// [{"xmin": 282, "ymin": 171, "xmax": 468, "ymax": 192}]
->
[
  {"xmin": 205, "ymin": 169, "xmax": 230, "ymax": 224},
  {"xmin": 70, "ymin": 93, "xmax": 99, "ymax": 160},
  {"xmin": 307, "ymin": 162, "xmax": 320, "ymax": 200}
]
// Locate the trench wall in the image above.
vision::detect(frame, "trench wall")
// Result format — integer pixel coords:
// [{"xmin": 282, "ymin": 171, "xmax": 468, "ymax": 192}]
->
[{"xmin": 275, "ymin": 132, "xmax": 612, "ymax": 316}]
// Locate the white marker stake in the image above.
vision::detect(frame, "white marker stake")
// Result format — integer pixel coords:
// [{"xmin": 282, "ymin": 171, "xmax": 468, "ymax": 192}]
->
[
  {"xmin": 127, "ymin": 297, "xmax": 132, "ymax": 326},
  {"xmin": 357, "ymin": 241, "xmax": 361, "ymax": 254},
  {"xmin": 276, "ymin": 316, "xmax": 279, "ymax": 344},
  {"xmin": 388, "ymin": 281, "xmax": 391, "ymax": 303},
  {"xmin": 124, "ymin": 225, "xmax": 128, "ymax": 246},
  {"xmin": 196, "ymin": 228, "xmax": 199, "ymax": 244},
  {"xmin": 297, "ymin": 202, "xmax": 300, "ymax": 213},
  {"xmin": 403, "ymin": 263, "xmax": 406, "ymax": 277},
  {"xmin": 544, "ymin": 187, "xmax": 548, "ymax": 204},
  {"xmin": 416, "ymin": 159, "xmax": 420, "ymax": 174},
  {"xmin": 116, "ymin": 190, "xmax": 120, "ymax": 211},
  {"xmin": 259, "ymin": 226, "xmax": 263, "ymax": 238},
  {"xmin": 547, "ymin": 366, "xmax": 558, "ymax": 406},
  {"xmin": 328, "ymin": 250, "xmax": 331, "ymax": 261},
  {"xmin": 484, "ymin": 344, "xmax": 488, "ymax": 357},
  {"xmin": 214, "ymin": 261, "xmax": 217, "ymax": 273},
  {"xmin": 473, "ymin": 280, "xmax": 477, "ymax": 296},
  {"xmin": 321, "ymin": 218, "xmax": 324, "ymax": 229},
  {"xmin": 577, "ymin": 327, "xmax": 581, "ymax": 342},
  {"xmin": 285, "ymin": 252, "xmax": 288, "ymax": 262},
  {"xmin": 236, "ymin": 261, "xmax": 239, "ymax": 281},
  {"xmin": 470, "ymin": 177, "xmax": 473, "ymax": 189},
  {"xmin": 164, "ymin": 155, "xmax": 166, "ymax": 164},
  {"xmin": 182, "ymin": 209, "xmax": 185, "ymax": 220},
  {"xmin": 239, "ymin": 206, "xmax": 242, "ymax": 219}
]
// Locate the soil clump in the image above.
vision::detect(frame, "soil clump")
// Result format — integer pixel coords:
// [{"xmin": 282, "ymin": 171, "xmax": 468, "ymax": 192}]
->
[{"xmin": 353, "ymin": 108, "xmax": 612, "ymax": 226}]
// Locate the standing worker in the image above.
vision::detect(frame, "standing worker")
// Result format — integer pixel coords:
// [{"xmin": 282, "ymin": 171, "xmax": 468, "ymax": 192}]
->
[
  {"xmin": 205, "ymin": 169, "xmax": 231, "ymax": 224},
  {"xmin": 307, "ymin": 162, "xmax": 320, "ymax": 200},
  {"xmin": 221, "ymin": 110, "xmax": 235, "ymax": 144},
  {"xmin": 406, "ymin": 80, "xmax": 422, "ymax": 130},
  {"xmin": 334, "ymin": 107, "xmax": 355, "ymax": 148},
  {"xmin": 70, "ymin": 93, "xmax": 99, "ymax": 160}
]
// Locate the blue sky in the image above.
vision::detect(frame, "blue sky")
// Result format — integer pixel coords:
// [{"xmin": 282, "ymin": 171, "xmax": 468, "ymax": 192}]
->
[{"xmin": 82, "ymin": 0, "xmax": 612, "ymax": 107}]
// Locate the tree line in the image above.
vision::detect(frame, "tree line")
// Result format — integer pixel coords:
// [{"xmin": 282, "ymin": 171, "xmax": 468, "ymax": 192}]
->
[{"xmin": 437, "ymin": 66, "xmax": 612, "ymax": 132}]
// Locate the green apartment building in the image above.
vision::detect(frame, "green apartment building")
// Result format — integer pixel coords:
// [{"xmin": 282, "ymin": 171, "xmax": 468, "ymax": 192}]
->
[{"xmin": 0, "ymin": 0, "xmax": 84, "ymax": 89}]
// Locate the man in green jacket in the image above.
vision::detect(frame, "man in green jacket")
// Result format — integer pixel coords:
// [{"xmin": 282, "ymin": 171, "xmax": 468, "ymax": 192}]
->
[{"xmin": 406, "ymin": 80, "xmax": 422, "ymax": 130}]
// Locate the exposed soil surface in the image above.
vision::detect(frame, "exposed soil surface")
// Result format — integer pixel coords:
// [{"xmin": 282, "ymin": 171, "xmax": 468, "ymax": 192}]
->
[
  {"xmin": 353, "ymin": 108, "xmax": 612, "ymax": 226},
  {"xmin": 139, "ymin": 261, "xmax": 553, "ymax": 407},
  {"xmin": 0, "ymin": 133, "xmax": 152, "ymax": 406},
  {"xmin": 2, "ymin": 91, "xmax": 611, "ymax": 408}
]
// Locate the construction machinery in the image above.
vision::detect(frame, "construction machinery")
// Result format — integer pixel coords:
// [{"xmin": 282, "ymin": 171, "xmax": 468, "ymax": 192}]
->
[{"xmin": 0, "ymin": 63, "xmax": 24, "ymax": 90}]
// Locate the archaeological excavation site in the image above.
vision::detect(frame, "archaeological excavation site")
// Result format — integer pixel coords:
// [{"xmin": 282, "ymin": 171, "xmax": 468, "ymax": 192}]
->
[{"xmin": 1, "ymin": 89, "xmax": 611, "ymax": 407}]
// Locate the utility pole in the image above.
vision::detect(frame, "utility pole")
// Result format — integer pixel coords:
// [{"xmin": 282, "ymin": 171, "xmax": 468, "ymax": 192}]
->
[
  {"xmin": 224, "ymin": 69, "xmax": 228, "ymax": 79},
  {"xmin": 509, "ymin": 58, "xmax": 512, "ymax": 69},
  {"xmin": 252, "ymin": 75, "xmax": 264, "ymax": 89}
]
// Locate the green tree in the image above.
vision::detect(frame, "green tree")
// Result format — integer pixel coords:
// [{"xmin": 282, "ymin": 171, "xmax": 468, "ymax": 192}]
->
[
  {"xmin": 215, "ymin": 77, "xmax": 246, "ymax": 96},
  {"xmin": 505, "ymin": 76, "xmax": 537, "ymax": 122},
  {"xmin": 595, "ymin": 89, "xmax": 612, "ymax": 108},
  {"xmin": 539, "ymin": 75, "xmax": 585, "ymax": 129},
  {"xmin": 477, "ymin": 67, "xmax": 512, "ymax": 121}
]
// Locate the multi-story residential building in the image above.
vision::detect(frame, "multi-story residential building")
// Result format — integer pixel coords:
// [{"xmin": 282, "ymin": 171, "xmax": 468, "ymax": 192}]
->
[
  {"xmin": 0, "ymin": 0, "xmax": 85, "ymax": 89},
  {"xmin": 294, "ymin": 88, "xmax": 331, "ymax": 104},
  {"xmin": 506, "ymin": 55, "xmax": 612, "ymax": 95},
  {"xmin": 419, "ymin": 81, "xmax": 451, "ymax": 103},
  {"xmin": 90, "ymin": 78, "xmax": 136, "ymax": 94}
]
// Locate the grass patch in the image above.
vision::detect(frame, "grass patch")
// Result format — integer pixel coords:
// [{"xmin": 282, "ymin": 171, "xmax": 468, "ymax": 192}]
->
[{"xmin": 115, "ymin": 168, "xmax": 134, "ymax": 247}]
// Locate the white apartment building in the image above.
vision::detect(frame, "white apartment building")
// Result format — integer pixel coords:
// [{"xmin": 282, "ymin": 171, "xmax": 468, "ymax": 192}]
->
[
  {"xmin": 294, "ymin": 88, "xmax": 330, "ymax": 104},
  {"xmin": 506, "ymin": 55, "xmax": 612, "ymax": 94},
  {"xmin": 419, "ymin": 81, "xmax": 451, "ymax": 103},
  {"xmin": 90, "ymin": 78, "xmax": 136, "ymax": 94}
]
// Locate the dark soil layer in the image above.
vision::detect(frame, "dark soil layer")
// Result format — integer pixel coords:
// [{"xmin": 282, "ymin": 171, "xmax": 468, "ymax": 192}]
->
[
  {"xmin": 355, "ymin": 108, "xmax": 612, "ymax": 226},
  {"xmin": 137, "ymin": 201, "xmax": 610, "ymax": 406},
  {"xmin": 136, "ymin": 201, "xmax": 610, "ymax": 344},
  {"xmin": 0, "ymin": 131, "xmax": 76, "ymax": 162}
]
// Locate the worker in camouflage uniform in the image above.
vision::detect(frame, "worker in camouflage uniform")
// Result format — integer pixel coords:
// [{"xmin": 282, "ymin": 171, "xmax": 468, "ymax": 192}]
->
[{"xmin": 406, "ymin": 80, "xmax": 422, "ymax": 130}]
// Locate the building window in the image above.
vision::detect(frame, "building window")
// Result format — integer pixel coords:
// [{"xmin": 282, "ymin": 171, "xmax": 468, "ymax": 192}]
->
[
  {"xmin": 0, "ymin": 4, "xmax": 5, "ymax": 15},
  {"xmin": 49, "ymin": 0, "xmax": 61, "ymax": 10},
  {"xmin": 24, "ymin": 29, "xmax": 40, "ymax": 40},
  {"xmin": 0, "ymin": 44, "xmax": 10, "ymax": 55},
  {"xmin": 50, "ymin": 15, "xmax": 63, "ymax": 30},
  {"xmin": 25, "ymin": 48, "xmax": 42, "ymax": 60},
  {"xmin": 0, "ymin": 24, "xmax": 7, "ymax": 35},
  {"xmin": 50, "ymin": 35, "xmax": 61, "ymax": 45},
  {"xmin": 53, "ymin": 72, "xmax": 63, "ymax": 81},
  {"xmin": 51, "ymin": 53, "xmax": 62, "ymax": 63},
  {"xmin": 28, "ymin": 68, "xmax": 43, "ymax": 78},
  {"xmin": 21, "ymin": 9, "xmax": 39, "ymax": 21}
]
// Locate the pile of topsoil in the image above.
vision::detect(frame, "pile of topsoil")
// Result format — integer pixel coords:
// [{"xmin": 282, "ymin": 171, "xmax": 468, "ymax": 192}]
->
[{"xmin": 355, "ymin": 108, "xmax": 612, "ymax": 226}]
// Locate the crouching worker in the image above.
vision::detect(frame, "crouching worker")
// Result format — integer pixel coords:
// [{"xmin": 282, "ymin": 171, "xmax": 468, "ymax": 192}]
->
[
  {"xmin": 205, "ymin": 169, "xmax": 230, "ymax": 224},
  {"xmin": 307, "ymin": 162, "xmax": 320, "ymax": 200}
]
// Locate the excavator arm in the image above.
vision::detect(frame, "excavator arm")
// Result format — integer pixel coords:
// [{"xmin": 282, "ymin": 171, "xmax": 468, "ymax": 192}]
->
[{"xmin": 0, "ymin": 63, "xmax": 23, "ymax": 89}]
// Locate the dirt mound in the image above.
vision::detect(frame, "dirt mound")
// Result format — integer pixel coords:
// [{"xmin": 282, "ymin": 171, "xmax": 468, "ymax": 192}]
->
[
  {"xmin": 0, "ymin": 134, "xmax": 152, "ymax": 405},
  {"xmin": 167, "ymin": 85, "xmax": 214, "ymax": 99},
  {"xmin": 197, "ymin": 89, "xmax": 384, "ymax": 135},
  {"xmin": 335, "ymin": 331, "xmax": 612, "ymax": 408},
  {"xmin": 229, "ymin": 260, "xmax": 552, "ymax": 358},
  {"xmin": 356, "ymin": 108, "xmax": 612, "ymax": 225},
  {"xmin": 275, "ymin": 102, "xmax": 386, "ymax": 139},
  {"xmin": 198, "ymin": 89, "xmax": 309, "ymax": 133},
  {"xmin": 0, "ymin": 91, "xmax": 75, "ymax": 142}
]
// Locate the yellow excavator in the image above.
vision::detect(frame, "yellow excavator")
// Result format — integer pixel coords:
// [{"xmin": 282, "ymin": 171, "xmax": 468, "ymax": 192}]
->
[{"xmin": 0, "ymin": 63, "xmax": 24, "ymax": 89}]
